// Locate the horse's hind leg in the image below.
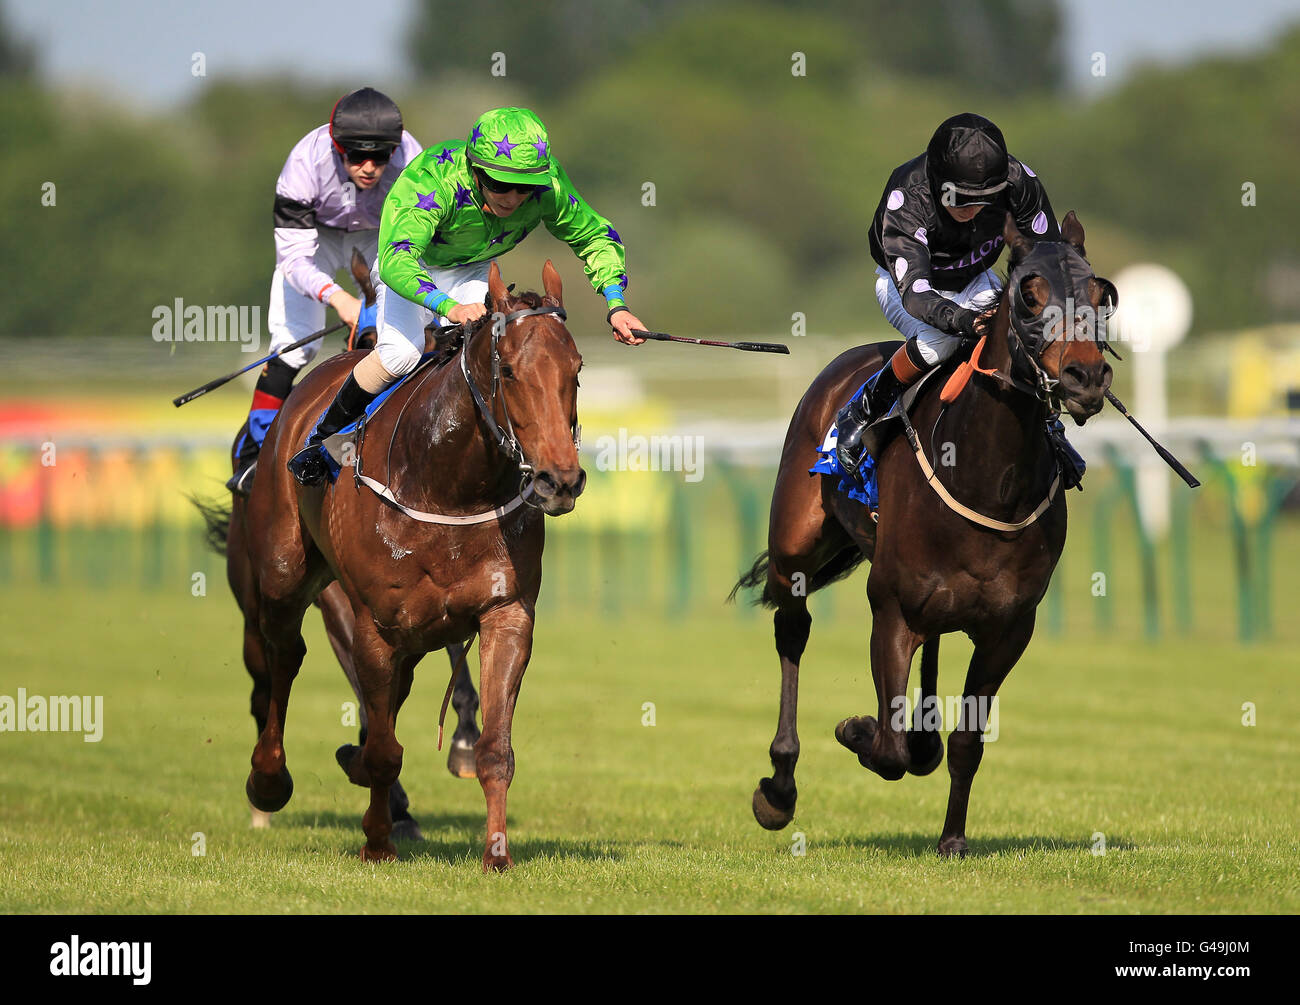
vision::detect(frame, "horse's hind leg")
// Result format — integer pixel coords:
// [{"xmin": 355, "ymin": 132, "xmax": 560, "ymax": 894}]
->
[
  {"xmin": 907, "ymin": 637, "xmax": 944, "ymax": 776},
  {"xmin": 446, "ymin": 642, "xmax": 480, "ymax": 779},
  {"xmin": 752, "ymin": 601, "xmax": 811, "ymax": 830},
  {"xmin": 246, "ymin": 593, "xmax": 311, "ymax": 813},
  {"xmin": 937, "ymin": 612, "xmax": 1035, "ymax": 858},
  {"xmin": 318, "ymin": 583, "xmax": 420, "ymax": 840}
]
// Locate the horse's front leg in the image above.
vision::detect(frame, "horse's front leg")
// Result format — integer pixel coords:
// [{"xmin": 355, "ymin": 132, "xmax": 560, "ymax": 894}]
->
[
  {"xmin": 341, "ymin": 615, "xmax": 418, "ymax": 862},
  {"xmin": 475, "ymin": 603, "xmax": 534, "ymax": 872},
  {"xmin": 836, "ymin": 596, "xmax": 922, "ymax": 780},
  {"xmin": 938, "ymin": 611, "xmax": 1035, "ymax": 858}
]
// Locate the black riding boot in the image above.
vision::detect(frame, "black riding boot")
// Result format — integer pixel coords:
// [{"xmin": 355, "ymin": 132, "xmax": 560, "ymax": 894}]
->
[
  {"xmin": 286, "ymin": 374, "xmax": 378, "ymax": 487},
  {"xmin": 835, "ymin": 363, "xmax": 905, "ymax": 481}
]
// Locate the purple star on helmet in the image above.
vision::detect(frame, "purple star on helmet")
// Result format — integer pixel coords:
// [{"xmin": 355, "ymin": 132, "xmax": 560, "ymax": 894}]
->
[
  {"xmin": 416, "ymin": 279, "xmax": 438, "ymax": 295},
  {"xmin": 493, "ymin": 134, "xmax": 519, "ymax": 159},
  {"xmin": 606, "ymin": 226, "xmax": 622, "ymax": 244},
  {"xmin": 435, "ymin": 147, "xmax": 454, "ymax": 165},
  {"xmin": 454, "ymin": 183, "xmax": 474, "ymax": 208},
  {"xmin": 390, "ymin": 239, "xmax": 413, "ymax": 252},
  {"xmin": 533, "ymin": 139, "xmax": 548, "ymax": 158},
  {"xmin": 415, "ymin": 191, "xmax": 440, "ymax": 211},
  {"xmin": 487, "ymin": 229, "xmax": 511, "ymax": 247},
  {"xmin": 469, "ymin": 124, "xmax": 484, "ymax": 144}
]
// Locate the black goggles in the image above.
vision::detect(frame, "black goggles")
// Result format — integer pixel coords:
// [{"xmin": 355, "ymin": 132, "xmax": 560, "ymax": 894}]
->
[
  {"xmin": 474, "ymin": 169, "xmax": 544, "ymax": 196},
  {"xmin": 344, "ymin": 145, "xmax": 393, "ymax": 166}
]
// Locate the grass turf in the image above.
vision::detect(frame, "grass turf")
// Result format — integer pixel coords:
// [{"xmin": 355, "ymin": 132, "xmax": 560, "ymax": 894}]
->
[{"xmin": 1, "ymin": 581, "xmax": 1296, "ymax": 914}]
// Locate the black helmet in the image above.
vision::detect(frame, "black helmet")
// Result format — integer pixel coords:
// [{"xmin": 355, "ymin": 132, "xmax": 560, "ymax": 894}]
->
[
  {"xmin": 926, "ymin": 113, "xmax": 1009, "ymax": 208},
  {"xmin": 329, "ymin": 87, "xmax": 403, "ymax": 154}
]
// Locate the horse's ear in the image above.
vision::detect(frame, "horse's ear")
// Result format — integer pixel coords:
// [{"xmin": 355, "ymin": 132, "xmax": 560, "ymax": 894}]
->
[
  {"xmin": 487, "ymin": 260, "xmax": 509, "ymax": 310},
  {"xmin": 1061, "ymin": 210, "xmax": 1086, "ymax": 256},
  {"xmin": 541, "ymin": 259, "xmax": 563, "ymax": 307},
  {"xmin": 1003, "ymin": 212, "xmax": 1033, "ymax": 265}
]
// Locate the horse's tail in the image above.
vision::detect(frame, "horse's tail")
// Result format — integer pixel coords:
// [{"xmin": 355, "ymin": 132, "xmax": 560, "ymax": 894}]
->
[
  {"xmin": 190, "ymin": 494, "xmax": 231, "ymax": 557},
  {"xmin": 728, "ymin": 546, "xmax": 867, "ymax": 609}
]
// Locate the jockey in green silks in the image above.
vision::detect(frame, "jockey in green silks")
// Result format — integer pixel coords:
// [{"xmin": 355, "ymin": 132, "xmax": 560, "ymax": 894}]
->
[{"xmin": 288, "ymin": 106, "xmax": 648, "ymax": 486}]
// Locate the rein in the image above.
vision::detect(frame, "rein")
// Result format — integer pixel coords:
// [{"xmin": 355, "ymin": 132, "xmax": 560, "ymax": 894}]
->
[
  {"xmin": 350, "ymin": 302, "xmax": 571, "ymax": 525},
  {"xmin": 902, "ymin": 272, "xmax": 1079, "ymax": 534}
]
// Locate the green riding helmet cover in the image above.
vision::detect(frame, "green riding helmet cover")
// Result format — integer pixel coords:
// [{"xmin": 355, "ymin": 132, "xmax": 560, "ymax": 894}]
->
[{"xmin": 465, "ymin": 107, "xmax": 553, "ymax": 186}]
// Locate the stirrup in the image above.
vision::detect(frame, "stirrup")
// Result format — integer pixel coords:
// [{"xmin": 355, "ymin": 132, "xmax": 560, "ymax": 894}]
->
[
  {"xmin": 226, "ymin": 459, "xmax": 258, "ymax": 497},
  {"xmin": 287, "ymin": 443, "xmax": 330, "ymax": 487}
]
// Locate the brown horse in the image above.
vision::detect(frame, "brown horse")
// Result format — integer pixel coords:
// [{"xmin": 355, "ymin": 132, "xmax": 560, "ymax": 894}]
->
[
  {"xmin": 201, "ymin": 252, "xmax": 483, "ymax": 841},
  {"xmin": 221, "ymin": 260, "xmax": 583, "ymax": 870},
  {"xmin": 732, "ymin": 212, "xmax": 1115, "ymax": 856}
]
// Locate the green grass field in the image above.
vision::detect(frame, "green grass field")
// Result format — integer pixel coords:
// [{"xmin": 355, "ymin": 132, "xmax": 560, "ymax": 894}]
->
[{"xmin": 1, "ymin": 577, "xmax": 1296, "ymax": 914}]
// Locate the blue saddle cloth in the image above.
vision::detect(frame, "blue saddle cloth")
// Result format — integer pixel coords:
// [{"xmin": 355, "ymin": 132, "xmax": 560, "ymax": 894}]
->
[
  {"xmin": 810, "ymin": 379, "xmax": 880, "ymax": 511},
  {"xmin": 303, "ymin": 350, "xmax": 443, "ymax": 483}
]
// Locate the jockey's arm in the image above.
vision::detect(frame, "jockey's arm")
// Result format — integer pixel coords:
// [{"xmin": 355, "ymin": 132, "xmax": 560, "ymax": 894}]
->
[
  {"xmin": 881, "ymin": 216, "xmax": 980, "ymax": 340},
  {"xmin": 542, "ymin": 159, "xmax": 645, "ymax": 345},
  {"xmin": 377, "ymin": 183, "xmax": 476, "ymax": 321},
  {"xmin": 273, "ymin": 135, "xmax": 358, "ymax": 322}
]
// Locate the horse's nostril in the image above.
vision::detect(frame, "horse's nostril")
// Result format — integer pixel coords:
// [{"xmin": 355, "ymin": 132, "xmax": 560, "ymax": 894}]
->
[{"xmin": 1063, "ymin": 364, "xmax": 1089, "ymax": 387}]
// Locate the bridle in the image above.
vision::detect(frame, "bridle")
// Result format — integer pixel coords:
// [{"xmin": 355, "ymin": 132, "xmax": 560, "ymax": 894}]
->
[
  {"xmin": 459, "ymin": 302, "xmax": 579, "ymax": 505},
  {"xmin": 1000, "ymin": 241, "xmax": 1120, "ymax": 409}
]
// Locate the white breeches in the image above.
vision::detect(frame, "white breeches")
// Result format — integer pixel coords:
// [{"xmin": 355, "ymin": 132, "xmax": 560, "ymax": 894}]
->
[
  {"xmin": 371, "ymin": 260, "xmax": 491, "ymax": 378},
  {"xmin": 874, "ymin": 266, "xmax": 1002, "ymax": 366}
]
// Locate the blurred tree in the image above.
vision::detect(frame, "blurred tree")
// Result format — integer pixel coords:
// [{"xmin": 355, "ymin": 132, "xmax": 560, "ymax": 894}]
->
[
  {"xmin": 406, "ymin": 0, "xmax": 1064, "ymax": 98},
  {"xmin": 406, "ymin": 0, "xmax": 691, "ymax": 99},
  {"xmin": 0, "ymin": 1, "xmax": 34, "ymax": 78}
]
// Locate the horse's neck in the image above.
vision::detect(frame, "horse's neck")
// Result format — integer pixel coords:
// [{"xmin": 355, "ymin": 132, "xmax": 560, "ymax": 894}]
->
[
  {"xmin": 392, "ymin": 328, "xmax": 518, "ymax": 509},
  {"xmin": 937, "ymin": 304, "xmax": 1053, "ymax": 515}
]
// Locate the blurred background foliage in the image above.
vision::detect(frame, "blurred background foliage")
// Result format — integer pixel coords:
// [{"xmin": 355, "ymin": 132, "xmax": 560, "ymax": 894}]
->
[{"xmin": 2, "ymin": 0, "xmax": 1298, "ymax": 341}]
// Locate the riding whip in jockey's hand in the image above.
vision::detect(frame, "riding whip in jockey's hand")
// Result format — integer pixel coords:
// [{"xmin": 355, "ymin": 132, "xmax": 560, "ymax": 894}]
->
[
  {"xmin": 289, "ymin": 106, "xmax": 650, "ymax": 488},
  {"xmin": 227, "ymin": 87, "xmax": 422, "ymax": 495},
  {"xmin": 835, "ymin": 112, "xmax": 1070, "ymax": 482}
]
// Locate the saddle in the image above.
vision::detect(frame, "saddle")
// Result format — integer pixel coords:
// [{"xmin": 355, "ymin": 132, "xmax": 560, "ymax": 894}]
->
[{"xmin": 316, "ymin": 327, "xmax": 467, "ymax": 480}]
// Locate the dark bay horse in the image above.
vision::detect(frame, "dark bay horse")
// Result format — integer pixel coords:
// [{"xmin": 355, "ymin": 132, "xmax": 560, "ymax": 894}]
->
[
  {"xmin": 216, "ymin": 260, "xmax": 583, "ymax": 870},
  {"xmin": 733, "ymin": 212, "xmax": 1116, "ymax": 856}
]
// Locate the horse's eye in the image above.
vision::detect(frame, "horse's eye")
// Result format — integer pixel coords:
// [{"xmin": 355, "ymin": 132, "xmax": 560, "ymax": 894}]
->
[{"xmin": 501, "ymin": 364, "xmax": 515, "ymax": 379}]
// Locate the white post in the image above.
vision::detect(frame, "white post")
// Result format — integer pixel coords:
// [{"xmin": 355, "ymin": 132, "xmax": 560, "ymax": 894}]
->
[{"xmin": 1112, "ymin": 264, "xmax": 1192, "ymax": 539}]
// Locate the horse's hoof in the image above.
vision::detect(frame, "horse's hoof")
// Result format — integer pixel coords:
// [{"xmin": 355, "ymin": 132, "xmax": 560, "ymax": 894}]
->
[
  {"xmin": 335, "ymin": 744, "xmax": 369, "ymax": 786},
  {"xmin": 391, "ymin": 817, "xmax": 424, "ymax": 842},
  {"xmin": 937, "ymin": 836, "xmax": 968, "ymax": 859},
  {"xmin": 906, "ymin": 730, "xmax": 944, "ymax": 776},
  {"xmin": 752, "ymin": 778, "xmax": 795, "ymax": 831},
  {"xmin": 834, "ymin": 715, "xmax": 878, "ymax": 765},
  {"xmin": 359, "ymin": 841, "xmax": 398, "ymax": 863},
  {"xmin": 248, "ymin": 803, "xmax": 273, "ymax": 829},
  {"xmin": 246, "ymin": 767, "xmax": 293, "ymax": 813},
  {"xmin": 447, "ymin": 740, "xmax": 477, "ymax": 779}
]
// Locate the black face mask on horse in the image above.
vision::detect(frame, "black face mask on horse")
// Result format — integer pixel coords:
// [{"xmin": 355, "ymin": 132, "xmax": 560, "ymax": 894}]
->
[{"xmin": 1006, "ymin": 239, "xmax": 1120, "ymax": 390}]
